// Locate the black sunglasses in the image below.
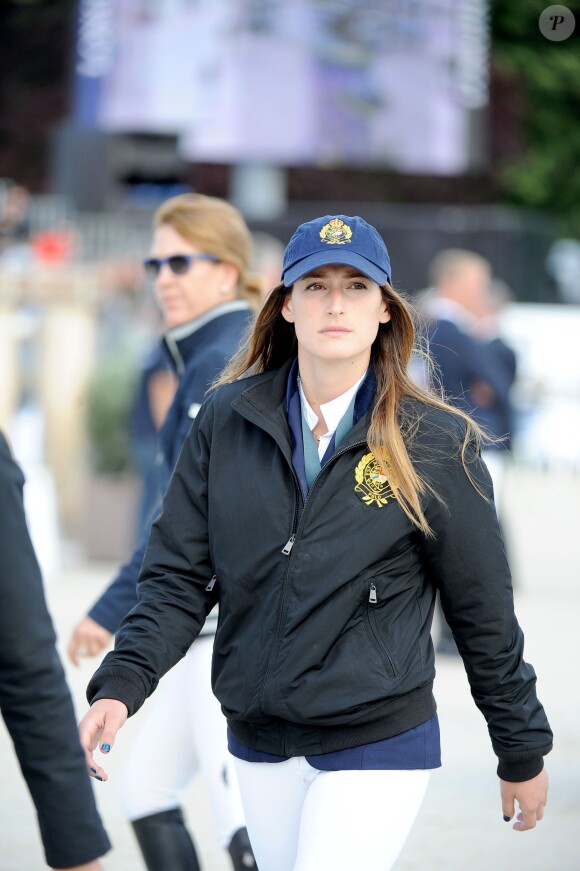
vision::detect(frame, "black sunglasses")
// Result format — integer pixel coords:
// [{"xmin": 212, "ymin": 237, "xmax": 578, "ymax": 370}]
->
[{"xmin": 143, "ymin": 253, "xmax": 220, "ymax": 279}]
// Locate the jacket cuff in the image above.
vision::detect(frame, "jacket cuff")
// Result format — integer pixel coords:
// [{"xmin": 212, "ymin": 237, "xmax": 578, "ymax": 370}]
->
[
  {"xmin": 86, "ymin": 665, "xmax": 148, "ymax": 717},
  {"xmin": 497, "ymin": 755, "xmax": 544, "ymax": 782}
]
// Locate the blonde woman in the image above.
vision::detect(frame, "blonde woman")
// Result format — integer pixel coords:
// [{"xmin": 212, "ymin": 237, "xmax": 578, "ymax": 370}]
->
[
  {"xmin": 80, "ymin": 215, "xmax": 551, "ymax": 871},
  {"xmin": 69, "ymin": 194, "xmax": 261, "ymax": 870}
]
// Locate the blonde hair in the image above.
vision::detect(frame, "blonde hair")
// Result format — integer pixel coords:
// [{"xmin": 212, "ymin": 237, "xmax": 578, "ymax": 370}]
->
[
  {"xmin": 215, "ymin": 281, "xmax": 486, "ymax": 536},
  {"xmin": 154, "ymin": 194, "xmax": 264, "ymax": 309}
]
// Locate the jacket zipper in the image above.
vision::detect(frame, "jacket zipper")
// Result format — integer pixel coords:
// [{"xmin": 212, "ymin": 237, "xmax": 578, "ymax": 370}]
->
[
  {"xmin": 261, "ymin": 467, "xmax": 302, "ymax": 714},
  {"xmin": 280, "ymin": 461, "xmax": 301, "ymax": 554},
  {"xmin": 365, "ymin": 580, "xmax": 397, "ymax": 678},
  {"xmin": 261, "ymin": 440, "xmax": 368, "ymax": 716},
  {"xmin": 281, "ymin": 535, "xmax": 295, "ymax": 555},
  {"xmin": 280, "ymin": 439, "xmax": 367, "ymax": 555}
]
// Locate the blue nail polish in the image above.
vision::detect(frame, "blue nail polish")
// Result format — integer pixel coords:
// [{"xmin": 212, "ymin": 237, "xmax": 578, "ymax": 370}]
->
[
  {"xmin": 503, "ymin": 814, "xmax": 511, "ymax": 822},
  {"xmin": 95, "ymin": 776, "xmax": 103, "ymax": 781},
  {"xmin": 101, "ymin": 743, "xmax": 111, "ymax": 753},
  {"xmin": 89, "ymin": 767, "xmax": 97, "ymax": 774}
]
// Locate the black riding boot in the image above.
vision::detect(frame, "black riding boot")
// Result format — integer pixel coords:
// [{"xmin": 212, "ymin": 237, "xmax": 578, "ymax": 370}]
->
[
  {"xmin": 228, "ymin": 826, "xmax": 258, "ymax": 869},
  {"xmin": 131, "ymin": 807, "xmax": 202, "ymax": 871}
]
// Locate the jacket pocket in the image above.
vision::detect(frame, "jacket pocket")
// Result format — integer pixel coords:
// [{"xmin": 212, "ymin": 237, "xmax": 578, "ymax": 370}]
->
[{"xmin": 363, "ymin": 580, "xmax": 398, "ymax": 679}]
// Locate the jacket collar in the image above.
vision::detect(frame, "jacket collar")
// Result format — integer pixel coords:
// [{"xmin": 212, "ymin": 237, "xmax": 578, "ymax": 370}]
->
[
  {"xmin": 232, "ymin": 359, "xmax": 376, "ymax": 463},
  {"xmin": 163, "ymin": 300, "xmax": 250, "ymax": 376},
  {"xmin": 284, "ymin": 358, "xmax": 376, "ymax": 429},
  {"xmin": 232, "ymin": 361, "xmax": 295, "ymax": 461}
]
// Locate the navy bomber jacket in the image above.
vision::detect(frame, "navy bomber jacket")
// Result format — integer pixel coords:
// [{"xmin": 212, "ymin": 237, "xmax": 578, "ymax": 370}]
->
[
  {"xmin": 88, "ymin": 300, "xmax": 252, "ymax": 634},
  {"xmin": 0, "ymin": 433, "xmax": 111, "ymax": 868},
  {"xmin": 88, "ymin": 360, "xmax": 553, "ymax": 782}
]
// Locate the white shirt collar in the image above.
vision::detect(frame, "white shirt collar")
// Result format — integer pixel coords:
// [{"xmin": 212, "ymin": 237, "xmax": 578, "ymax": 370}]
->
[{"xmin": 298, "ymin": 373, "xmax": 365, "ymax": 459}]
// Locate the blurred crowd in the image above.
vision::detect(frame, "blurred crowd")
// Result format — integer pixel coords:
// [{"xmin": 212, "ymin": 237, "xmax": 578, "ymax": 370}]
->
[{"xmin": 2, "ymin": 175, "xmax": 579, "ymax": 573}]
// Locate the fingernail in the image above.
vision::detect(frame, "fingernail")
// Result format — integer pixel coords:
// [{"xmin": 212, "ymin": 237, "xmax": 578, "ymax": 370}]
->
[
  {"xmin": 89, "ymin": 767, "xmax": 97, "ymax": 773},
  {"xmin": 101, "ymin": 743, "xmax": 111, "ymax": 753},
  {"xmin": 503, "ymin": 814, "xmax": 511, "ymax": 822},
  {"xmin": 95, "ymin": 776, "xmax": 103, "ymax": 782}
]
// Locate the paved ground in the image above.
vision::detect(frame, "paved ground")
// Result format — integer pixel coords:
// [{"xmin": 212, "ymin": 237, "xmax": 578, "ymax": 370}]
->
[{"xmin": 1, "ymin": 465, "xmax": 579, "ymax": 870}]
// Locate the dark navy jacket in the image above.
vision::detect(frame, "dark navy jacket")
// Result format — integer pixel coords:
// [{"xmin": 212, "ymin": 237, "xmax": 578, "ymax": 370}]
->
[
  {"xmin": 479, "ymin": 335, "xmax": 517, "ymax": 450},
  {"xmin": 427, "ymin": 318, "xmax": 516, "ymax": 446},
  {"xmin": 0, "ymin": 432, "xmax": 111, "ymax": 868},
  {"xmin": 89, "ymin": 301, "xmax": 252, "ymax": 633}
]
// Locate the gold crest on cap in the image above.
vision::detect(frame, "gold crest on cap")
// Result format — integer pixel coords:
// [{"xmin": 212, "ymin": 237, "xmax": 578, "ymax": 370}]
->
[{"xmin": 320, "ymin": 218, "xmax": 352, "ymax": 245}]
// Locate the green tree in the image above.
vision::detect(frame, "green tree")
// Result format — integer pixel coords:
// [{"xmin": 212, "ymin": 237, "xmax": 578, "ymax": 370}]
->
[
  {"xmin": 491, "ymin": 0, "xmax": 580, "ymax": 236},
  {"xmin": 85, "ymin": 352, "xmax": 138, "ymax": 476}
]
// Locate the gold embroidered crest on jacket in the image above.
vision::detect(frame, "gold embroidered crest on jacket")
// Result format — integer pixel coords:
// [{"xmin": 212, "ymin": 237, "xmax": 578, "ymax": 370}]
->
[{"xmin": 354, "ymin": 453, "xmax": 397, "ymax": 508}]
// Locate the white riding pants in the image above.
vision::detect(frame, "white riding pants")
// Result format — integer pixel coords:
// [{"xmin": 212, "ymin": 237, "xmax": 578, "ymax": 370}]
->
[
  {"xmin": 481, "ymin": 448, "xmax": 507, "ymax": 518},
  {"xmin": 234, "ymin": 755, "xmax": 430, "ymax": 871},
  {"xmin": 117, "ymin": 635, "xmax": 246, "ymax": 847}
]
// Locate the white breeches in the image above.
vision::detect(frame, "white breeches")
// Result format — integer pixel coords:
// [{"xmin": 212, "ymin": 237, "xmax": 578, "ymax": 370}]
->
[
  {"xmin": 117, "ymin": 636, "xmax": 246, "ymax": 848},
  {"xmin": 234, "ymin": 756, "xmax": 430, "ymax": 871}
]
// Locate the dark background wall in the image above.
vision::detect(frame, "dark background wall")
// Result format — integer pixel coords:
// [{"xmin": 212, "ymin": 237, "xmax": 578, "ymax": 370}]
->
[
  {"xmin": 249, "ymin": 202, "xmax": 556, "ymax": 301},
  {"xmin": 1, "ymin": 0, "xmax": 572, "ymax": 301}
]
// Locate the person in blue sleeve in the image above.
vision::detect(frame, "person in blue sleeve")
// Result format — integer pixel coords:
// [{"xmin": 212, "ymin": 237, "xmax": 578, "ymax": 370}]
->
[
  {"xmin": 68, "ymin": 194, "xmax": 262, "ymax": 871},
  {"xmin": 79, "ymin": 215, "xmax": 551, "ymax": 871},
  {"xmin": 420, "ymin": 251, "xmax": 518, "ymax": 653},
  {"xmin": 0, "ymin": 431, "xmax": 111, "ymax": 870},
  {"xmin": 128, "ymin": 339, "xmax": 176, "ymax": 539}
]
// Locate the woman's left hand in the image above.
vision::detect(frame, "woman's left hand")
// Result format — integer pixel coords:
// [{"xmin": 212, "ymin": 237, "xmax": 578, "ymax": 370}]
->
[{"xmin": 500, "ymin": 768, "xmax": 549, "ymax": 831}]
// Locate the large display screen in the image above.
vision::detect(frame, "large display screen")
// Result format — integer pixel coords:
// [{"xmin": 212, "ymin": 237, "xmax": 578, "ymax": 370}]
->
[{"xmin": 74, "ymin": 0, "xmax": 489, "ymax": 174}]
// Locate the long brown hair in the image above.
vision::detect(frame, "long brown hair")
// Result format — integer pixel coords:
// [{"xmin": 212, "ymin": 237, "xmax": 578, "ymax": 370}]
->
[
  {"xmin": 154, "ymin": 194, "xmax": 264, "ymax": 308},
  {"xmin": 215, "ymin": 281, "xmax": 485, "ymax": 535}
]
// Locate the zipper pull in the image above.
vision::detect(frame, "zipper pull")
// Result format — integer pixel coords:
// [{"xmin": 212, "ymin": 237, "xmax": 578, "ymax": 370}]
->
[
  {"xmin": 369, "ymin": 582, "xmax": 377, "ymax": 604},
  {"xmin": 205, "ymin": 574, "xmax": 217, "ymax": 592},
  {"xmin": 281, "ymin": 534, "xmax": 296, "ymax": 555}
]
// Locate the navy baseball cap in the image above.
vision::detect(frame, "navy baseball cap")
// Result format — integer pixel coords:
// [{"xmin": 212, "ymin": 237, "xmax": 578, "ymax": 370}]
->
[{"xmin": 282, "ymin": 215, "xmax": 391, "ymax": 287}]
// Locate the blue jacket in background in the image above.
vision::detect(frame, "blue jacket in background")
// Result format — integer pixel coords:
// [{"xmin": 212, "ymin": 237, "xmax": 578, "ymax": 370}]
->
[
  {"xmin": 130, "ymin": 342, "xmax": 174, "ymax": 535},
  {"xmin": 427, "ymin": 318, "xmax": 516, "ymax": 446},
  {"xmin": 89, "ymin": 300, "xmax": 253, "ymax": 633}
]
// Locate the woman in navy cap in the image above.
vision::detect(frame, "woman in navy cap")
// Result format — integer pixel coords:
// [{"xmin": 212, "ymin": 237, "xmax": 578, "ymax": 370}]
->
[{"xmin": 80, "ymin": 215, "xmax": 551, "ymax": 870}]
